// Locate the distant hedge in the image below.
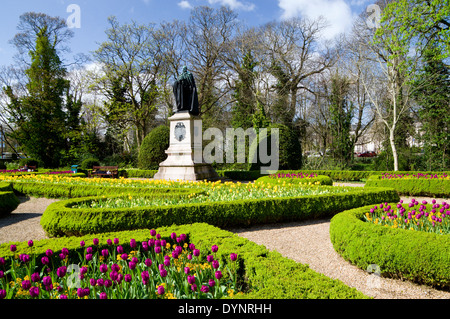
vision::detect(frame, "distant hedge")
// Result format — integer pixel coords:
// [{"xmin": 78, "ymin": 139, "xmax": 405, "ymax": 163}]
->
[
  {"xmin": 365, "ymin": 175, "xmax": 450, "ymax": 197},
  {"xmin": 330, "ymin": 204, "xmax": 450, "ymax": 289},
  {"xmin": 41, "ymin": 187, "xmax": 399, "ymax": 237}
]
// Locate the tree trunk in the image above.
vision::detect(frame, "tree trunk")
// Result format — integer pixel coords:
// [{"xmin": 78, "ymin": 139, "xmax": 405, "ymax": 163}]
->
[{"xmin": 389, "ymin": 127, "xmax": 399, "ymax": 171}]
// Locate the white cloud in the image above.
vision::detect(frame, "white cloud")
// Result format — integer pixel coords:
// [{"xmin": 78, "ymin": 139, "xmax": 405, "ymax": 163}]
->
[
  {"xmin": 278, "ymin": 0, "xmax": 355, "ymax": 40},
  {"xmin": 178, "ymin": 0, "xmax": 193, "ymax": 10},
  {"xmin": 207, "ymin": 0, "xmax": 256, "ymax": 11}
]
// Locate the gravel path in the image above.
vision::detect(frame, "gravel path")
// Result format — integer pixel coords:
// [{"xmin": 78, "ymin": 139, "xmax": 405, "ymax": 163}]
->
[{"xmin": 1, "ymin": 192, "xmax": 449, "ymax": 299}]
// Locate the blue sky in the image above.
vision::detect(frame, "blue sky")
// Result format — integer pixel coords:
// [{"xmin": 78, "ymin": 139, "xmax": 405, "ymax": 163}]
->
[{"xmin": 0, "ymin": 0, "xmax": 374, "ymax": 67}]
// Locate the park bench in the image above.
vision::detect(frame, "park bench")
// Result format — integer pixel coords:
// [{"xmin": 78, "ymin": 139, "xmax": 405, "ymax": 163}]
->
[
  {"xmin": 88, "ymin": 166, "xmax": 119, "ymax": 179},
  {"xmin": 20, "ymin": 165, "xmax": 37, "ymax": 172}
]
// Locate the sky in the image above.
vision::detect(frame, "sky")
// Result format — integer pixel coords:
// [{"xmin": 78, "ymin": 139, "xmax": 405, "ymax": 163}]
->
[{"xmin": 0, "ymin": 0, "xmax": 375, "ymax": 68}]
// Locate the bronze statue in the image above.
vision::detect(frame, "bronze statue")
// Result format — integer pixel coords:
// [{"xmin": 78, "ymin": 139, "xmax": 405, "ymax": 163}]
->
[{"xmin": 173, "ymin": 66, "xmax": 200, "ymax": 116}]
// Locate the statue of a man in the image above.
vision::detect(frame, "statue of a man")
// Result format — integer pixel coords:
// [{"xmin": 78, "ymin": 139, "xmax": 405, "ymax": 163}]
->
[{"xmin": 173, "ymin": 66, "xmax": 200, "ymax": 116}]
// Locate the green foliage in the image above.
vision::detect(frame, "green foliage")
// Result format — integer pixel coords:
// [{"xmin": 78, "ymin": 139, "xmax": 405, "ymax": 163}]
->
[
  {"xmin": 138, "ymin": 125, "xmax": 170, "ymax": 170},
  {"xmin": 80, "ymin": 158, "xmax": 100, "ymax": 170},
  {"xmin": 4, "ymin": 27, "xmax": 70, "ymax": 168},
  {"xmin": 328, "ymin": 74, "xmax": 354, "ymax": 167},
  {"xmin": 0, "ymin": 183, "xmax": 20, "ymax": 217},
  {"xmin": 330, "ymin": 204, "xmax": 450, "ymax": 289},
  {"xmin": 248, "ymin": 124, "xmax": 302, "ymax": 171},
  {"xmin": 365, "ymin": 175, "xmax": 450, "ymax": 197},
  {"xmin": 18, "ymin": 158, "xmax": 39, "ymax": 167}
]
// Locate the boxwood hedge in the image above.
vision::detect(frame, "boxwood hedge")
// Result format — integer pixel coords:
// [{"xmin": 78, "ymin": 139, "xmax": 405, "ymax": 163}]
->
[
  {"xmin": 0, "ymin": 182, "xmax": 20, "ymax": 217},
  {"xmin": 41, "ymin": 187, "xmax": 399, "ymax": 237},
  {"xmin": 0, "ymin": 223, "xmax": 369, "ymax": 299},
  {"xmin": 330, "ymin": 204, "xmax": 450, "ymax": 289},
  {"xmin": 365, "ymin": 175, "xmax": 450, "ymax": 197}
]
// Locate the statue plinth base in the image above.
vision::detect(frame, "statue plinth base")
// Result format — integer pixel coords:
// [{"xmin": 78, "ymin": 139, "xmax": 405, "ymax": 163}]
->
[{"xmin": 153, "ymin": 111, "xmax": 219, "ymax": 182}]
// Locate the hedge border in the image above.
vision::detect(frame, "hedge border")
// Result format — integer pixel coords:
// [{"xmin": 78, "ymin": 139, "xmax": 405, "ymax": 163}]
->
[
  {"xmin": 330, "ymin": 204, "xmax": 450, "ymax": 289},
  {"xmin": 0, "ymin": 182, "xmax": 20, "ymax": 217},
  {"xmin": 0, "ymin": 223, "xmax": 369, "ymax": 299},
  {"xmin": 40, "ymin": 187, "xmax": 399, "ymax": 237},
  {"xmin": 365, "ymin": 175, "xmax": 450, "ymax": 197}
]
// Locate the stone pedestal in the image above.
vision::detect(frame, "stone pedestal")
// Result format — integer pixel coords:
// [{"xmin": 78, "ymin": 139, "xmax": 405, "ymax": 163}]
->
[{"xmin": 153, "ymin": 111, "xmax": 219, "ymax": 182}]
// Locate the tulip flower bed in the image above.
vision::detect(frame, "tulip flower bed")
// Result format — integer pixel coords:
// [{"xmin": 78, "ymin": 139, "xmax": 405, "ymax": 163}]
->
[
  {"xmin": 365, "ymin": 174, "xmax": 450, "ymax": 197},
  {"xmin": 0, "ymin": 230, "xmax": 241, "ymax": 300},
  {"xmin": 256, "ymin": 173, "xmax": 333, "ymax": 186},
  {"xmin": 330, "ymin": 203, "xmax": 450, "ymax": 289},
  {"xmin": 363, "ymin": 199, "xmax": 450, "ymax": 235},
  {"xmin": 0, "ymin": 223, "xmax": 369, "ymax": 299}
]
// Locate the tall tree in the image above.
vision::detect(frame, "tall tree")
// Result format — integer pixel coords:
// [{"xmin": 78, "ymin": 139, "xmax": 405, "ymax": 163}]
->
[
  {"xmin": 413, "ymin": 47, "xmax": 450, "ymax": 170},
  {"xmin": 5, "ymin": 27, "xmax": 69, "ymax": 167}
]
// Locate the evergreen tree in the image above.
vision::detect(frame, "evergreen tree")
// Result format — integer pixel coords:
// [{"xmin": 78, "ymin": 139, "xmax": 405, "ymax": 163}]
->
[
  {"xmin": 5, "ymin": 27, "xmax": 69, "ymax": 167},
  {"xmin": 328, "ymin": 74, "xmax": 354, "ymax": 167},
  {"xmin": 232, "ymin": 51, "xmax": 258, "ymax": 129},
  {"xmin": 413, "ymin": 47, "xmax": 450, "ymax": 171}
]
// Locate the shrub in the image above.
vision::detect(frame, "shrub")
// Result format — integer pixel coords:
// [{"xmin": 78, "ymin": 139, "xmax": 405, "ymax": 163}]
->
[
  {"xmin": 0, "ymin": 183, "xmax": 20, "ymax": 217},
  {"xmin": 365, "ymin": 174, "xmax": 450, "ymax": 197},
  {"xmin": 40, "ymin": 187, "xmax": 399, "ymax": 237},
  {"xmin": 138, "ymin": 125, "xmax": 170, "ymax": 170},
  {"xmin": 80, "ymin": 158, "xmax": 100, "ymax": 170},
  {"xmin": 330, "ymin": 204, "xmax": 450, "ymax": 289}
]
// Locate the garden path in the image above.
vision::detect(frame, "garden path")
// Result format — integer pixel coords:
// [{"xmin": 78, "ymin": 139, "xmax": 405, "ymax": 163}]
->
[{"xmin": 1, "ymin": 189, "xmax": 449, "ymax": 299}]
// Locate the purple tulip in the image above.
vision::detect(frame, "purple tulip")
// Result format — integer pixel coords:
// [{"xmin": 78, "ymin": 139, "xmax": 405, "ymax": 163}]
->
[
  {"xmin": 101, "ymin": 249, "xmax": 109, "ymax": 258},
  {"xmin": 201, "ymin": 285, "xmax": 209, "ymax": 293},
  {"xmin": 145, "ymin": 258, "xmax": 152, "ymax": 267},
  {"xmin": 85, "ymin": 254, "xmax": 93, "ymax": 261},
  {"xmin": 129, "ymin": 261, "xmax": 136, "ymax": 270},
  {"xmin": 10, "ymin": 245, "xmax": 16, "ymax": 252},
  {"xmin": 100, "ymin": 264, "xmax": 108, "ymax": 273},
  {"xmin": 230, "ymin": 253, "xmax": 237, "ymax": 261},
  {"xmin": 114, "ymin": 238, "xmax": 119, "ymax": 245},
  {"xmin": 124, "ymin": 274, "xmax": 132, "ymax": 282},
  {"xmin": 21, "ymin": 280, "xmax": 31, "ymax": 290},
  {"xmin": 157, "ymin": 285, "xmax": 165, "ymax": 295},
  {"xmin": 187, "ymin": 275, "xmax": 196, "ymax": 285},
  {"xmin": 150, "ymin": 229, "xmax": 156, "ymax": 237},
  {"xmin": 130, "ymin": 239, "xmax": 136, "ymax": 249},
  {"xmin": 111, "ymin": 264, "xmax": 120, "ymax": 272},
  {"xmin": 117, "ymin": 245, "xmax": 124, "ymax": 254},
  {"xmin": 57, "ymin": 266, "xmax": 67, "ymax": 278},
  {"xmin": 90, "ymin": 278, "xmax": 96, "ymax": 287},
  {"xmin": 207, "ymin": 255, "xmax": 214, "ymax": 262},
  {"xmin": 29, "ymin": 286, "xmax": 39, "ymax": 298},
  {"xmin": 46, "ymin": 249, "xmax": 53, "ymax": 257},
  {"xmin": 100, "ymin": 292, "xmax": 108, "ymax": 299},
  {"xmin": 107, "ymin": 239, "xmax": 112, "ymax": 245},
  {"xmin": 193, "ymin": 249, "xmax": 200, "ymax": 257},
  {"xmin": 212, "ymin": 260, "xmax": 219, "ymax": 269},
  {"xmin": 80, "ymin": 241, "xmax": 85, "ymax": 247},
  {"xmin": 31, "ymin": 273, "xmax": 40, "ymax": 283},
  {"xmin": 0, "ymin": 290, "xmax": 6, "ymax": 299},
  {"xmin": 191, "ymin": 284, "xmax": 197, "ymax": 291},
  {"xmin": 93, "ymin": 238, "xmax": 99, "ymax": 245},
  {"xmin": 215, "ymin": 271, "xmax": 222, "ymax": 280},
  {"xmin": 184, "ymin": 267, "xmax": 190, "ymax": 274},
  {"xmin": 160, "ymin": 269, "xmax": 168, "ymax": 278},
  {"xmin": 121, "ymin": 253, "xmax": 128, "ymax": 261},
  {"xmin": 155, "ymin": 246, "xmax": 161, "ymax": 254},
  {"xmin": 43, "ymin": 276, "xmax": 52, "ymax": 286},
  {"xmin": 208, "ymin": 279, "xmax": 215, "ymax": 287},
  {"xmin": 96, "ymin": 278, "xmax": 104, "ymax": 287},
  {"xmin": 28, "ymin": 240, "xmax": 33, "ymax": 248}
]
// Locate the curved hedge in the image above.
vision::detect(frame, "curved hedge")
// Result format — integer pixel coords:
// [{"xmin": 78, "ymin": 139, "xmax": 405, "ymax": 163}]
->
[
  {"xmin": 256, "ymin": 175, "xmax": 333, "ymax": 186},
  {"xmin": 0, "ymin": 182, "xmax": 20, "ymax": 217},
  {"xmin": 365, "ymin": 175, "xmax": 450, "ymax": 197},
  {"xmin": 41, "ymin": 187, "xmax": 399, "ymax": 237},
  {"xmin": 0, "ymin": 223, "xmax": 369, "ymax": 299},
  {"xmin": 330, "ymin": 205, "xmax": 450, "ymax": 289}
]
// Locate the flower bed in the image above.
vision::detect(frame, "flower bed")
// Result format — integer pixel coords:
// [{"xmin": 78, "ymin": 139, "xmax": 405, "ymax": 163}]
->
[
  {"xmin": 330, "ymin": 203, "xmax": 450, "ymax": 289},
  {"xmin": 363, "ymin": 199, "xmax": 450, "ymax": 235},
  {"xmin": 0, "ymin": 223, "xmax": 369, "ymax": 299},
  {"xmin": 365, "ymin": 174, "xmax": 450, "ymax": 197},
  {"xmin": 0, "ymin": 229, "xmax": 241, "ymax": 299},
  {"xmin": 256, "ymin": 173, "xmax": 333, "ymax": 186}
]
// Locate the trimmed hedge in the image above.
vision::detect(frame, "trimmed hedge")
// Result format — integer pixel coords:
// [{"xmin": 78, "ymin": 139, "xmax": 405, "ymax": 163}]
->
[
  {"xmin": 256, "ymin": 175, "xmax": 333, "ymax": 186},
  {"xmin": 0, "ymin": 182, "xmax": 20, "ymax": 217},
  {"xmin": 330, "ymin": 204, "xmax": 450, "ymax": 289},
  {"xmin": 365, "ymin": 175, "xmax": 450, "ymax": 197},
  {"xmin": 0, "ymin": 223, "xmax": 369, "ymax": 299},
  {"xmin": 41, "ymin": 187, "xmax": 399, "ymax": 237},
  {"xmin": 123, "ymin": 169, "xmax": 158, "ymax": 178}
]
